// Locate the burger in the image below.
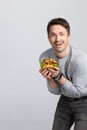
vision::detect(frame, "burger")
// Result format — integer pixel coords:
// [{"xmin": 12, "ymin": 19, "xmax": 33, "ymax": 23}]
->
[{"xmin": 40, "ymin": 58, "xmax": 59, "ymax": 69}]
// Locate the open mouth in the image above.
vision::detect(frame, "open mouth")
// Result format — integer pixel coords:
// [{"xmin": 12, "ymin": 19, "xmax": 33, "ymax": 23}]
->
[{"xmin": 56, "ymin": 43, "xmax": 62, "ymax": 47}]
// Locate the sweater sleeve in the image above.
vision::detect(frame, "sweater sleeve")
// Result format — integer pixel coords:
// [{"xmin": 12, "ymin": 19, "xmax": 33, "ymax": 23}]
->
[
  {"xmin": 47, "ymin": 80, "xmax": 62, "ymax": 95},
  {"xmin": 61, "ymin": 58, "xmax": 87, "ymax": 98}
]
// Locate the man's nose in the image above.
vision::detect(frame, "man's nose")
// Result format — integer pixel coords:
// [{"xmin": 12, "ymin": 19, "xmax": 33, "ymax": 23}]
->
[{"xmin": 56, "ymin": 35, "xmax": 60, "ymax": 41}]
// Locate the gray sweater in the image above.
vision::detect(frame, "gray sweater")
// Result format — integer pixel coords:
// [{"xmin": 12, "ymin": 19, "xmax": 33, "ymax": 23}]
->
[{"xmin": 39, "ymin": 46, "xmax": 87, "ymax": 98}]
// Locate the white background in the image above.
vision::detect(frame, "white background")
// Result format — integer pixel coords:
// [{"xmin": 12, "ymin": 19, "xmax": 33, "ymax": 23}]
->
[{"xmin": 0, "ymin": 0, "xmax": 87, "ymax": 130}]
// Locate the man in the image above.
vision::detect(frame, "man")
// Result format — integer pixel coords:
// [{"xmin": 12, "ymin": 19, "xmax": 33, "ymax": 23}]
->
[{"xmin": 39, "ymin": 18, "xmax": 87, "ymax": 130}]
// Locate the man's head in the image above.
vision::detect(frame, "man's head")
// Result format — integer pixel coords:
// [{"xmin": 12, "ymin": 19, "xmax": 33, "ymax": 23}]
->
[
  {"xmin": 47, "ymin": 18, "xmax": 70, "ymax": 36},
  {"xmin": 47, "ymin": 18, "xmax": 71, "ymax": 57}
]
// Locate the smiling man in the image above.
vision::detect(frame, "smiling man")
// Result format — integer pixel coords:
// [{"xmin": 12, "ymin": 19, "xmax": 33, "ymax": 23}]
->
[
  {"xmin": 39, "ymin": 18, "xmax": 87, "ymax": 130},
  {"xmin": 48, "ymin": 24, "xmax": 70, "ymax": 56}
]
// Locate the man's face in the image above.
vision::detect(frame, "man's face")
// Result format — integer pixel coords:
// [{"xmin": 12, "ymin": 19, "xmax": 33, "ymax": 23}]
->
[{"xmin": 48, "ymin": 25, "xmax": 70, "ymax": 53}]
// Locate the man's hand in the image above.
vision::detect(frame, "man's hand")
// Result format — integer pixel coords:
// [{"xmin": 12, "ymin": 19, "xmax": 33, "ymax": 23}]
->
[{"xmin": 39, "ymin": 67, "xmax": 60, "ymax": 80}]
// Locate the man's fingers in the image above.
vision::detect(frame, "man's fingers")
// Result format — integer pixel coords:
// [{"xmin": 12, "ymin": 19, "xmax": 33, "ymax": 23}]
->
[
  {"xmin": 39, "ymin": 68, "xmax": 53, "ymax": 80},
  {"xmin": 48, "ymin": 67, "xmax": 60, "ymax": 73}
]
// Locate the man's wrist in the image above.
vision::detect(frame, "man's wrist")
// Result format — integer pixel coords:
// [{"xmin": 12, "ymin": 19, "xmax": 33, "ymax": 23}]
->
[{"xmin": 54, "ymin": 73, "xmax": 63, "ymax": 81}]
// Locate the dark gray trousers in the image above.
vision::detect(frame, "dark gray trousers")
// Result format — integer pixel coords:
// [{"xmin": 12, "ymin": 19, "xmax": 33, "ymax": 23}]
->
[{"xmin": 52, "ymin": 95, "xmax": 87, "ymax": 130}]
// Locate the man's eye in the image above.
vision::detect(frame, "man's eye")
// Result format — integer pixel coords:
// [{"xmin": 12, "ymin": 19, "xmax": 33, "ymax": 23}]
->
[
  {"xmin": 60, "ymin": 33, "xmax": 64, "ymax": 36},
  {"xmin": 49, "ymin": 34, "xmax": 56, "ymax": 37}
]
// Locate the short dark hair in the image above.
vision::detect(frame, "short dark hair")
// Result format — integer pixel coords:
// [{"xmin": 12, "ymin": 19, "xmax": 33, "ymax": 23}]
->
[{"xmin": 47, "ymin": 18, "xmax": 70, "ymax": 35}]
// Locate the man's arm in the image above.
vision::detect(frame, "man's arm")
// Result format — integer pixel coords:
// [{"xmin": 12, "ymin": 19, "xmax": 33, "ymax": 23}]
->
[
  {"xmin": 39, "ymin": 67, "xmax": 62, "ymax": 95},
  {"xmin": 59, "ymin": 61, "xmax": 87, "ymax": 98},
  {"xmin": 47, "ymin": 75, "xmax": 66, "ymax": 95}
]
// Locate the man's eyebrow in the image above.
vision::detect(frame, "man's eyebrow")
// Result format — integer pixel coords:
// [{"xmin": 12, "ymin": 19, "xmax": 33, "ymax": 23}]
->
[
  {"xmin": 49, "ymin": 32, "xmax": 56, "ymax": 35},
  {"xmin": 59, "ymin": 31, "xmax": 65, "ymax": 33}
]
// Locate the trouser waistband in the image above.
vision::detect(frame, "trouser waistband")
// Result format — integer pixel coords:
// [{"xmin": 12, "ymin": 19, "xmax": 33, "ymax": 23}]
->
[{"xmin": 61, "ymin": 94, "xmax": 87, "ymax": 101}]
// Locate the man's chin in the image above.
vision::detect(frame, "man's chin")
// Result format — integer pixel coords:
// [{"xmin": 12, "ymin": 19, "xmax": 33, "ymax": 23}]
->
[{"xmin": 56, "ymin": 49, "xmax": 64, "ymax": 53}]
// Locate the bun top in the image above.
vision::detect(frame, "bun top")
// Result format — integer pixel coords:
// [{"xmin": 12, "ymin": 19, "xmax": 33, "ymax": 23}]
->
[{"xmin": 40, "ymin": 58, "xmax": 59, "ymax": 69}]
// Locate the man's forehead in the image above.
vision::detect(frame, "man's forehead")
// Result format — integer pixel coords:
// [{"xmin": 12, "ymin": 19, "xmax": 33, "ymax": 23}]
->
[{"xmin": 49, "ymin": 25, "xmax": 67, "ymax": 33}]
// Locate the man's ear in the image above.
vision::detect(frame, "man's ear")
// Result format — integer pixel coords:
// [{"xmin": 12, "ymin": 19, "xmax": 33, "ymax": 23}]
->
[{"xmin": 48, "ymin": 36, "xmax": 51, "ymax": 43}]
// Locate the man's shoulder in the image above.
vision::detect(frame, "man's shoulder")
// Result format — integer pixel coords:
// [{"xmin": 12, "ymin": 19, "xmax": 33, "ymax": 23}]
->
[
  {"xmin": 39, "ymin": 47, "xmax": 53, "ymax": 62},
  {"xmin": 71, "ymin": 46, "xmax": 87, "ymax": 63},
  {"xmin": 72, "ymin": 46, "xmax": 87, "ymax": 57}
]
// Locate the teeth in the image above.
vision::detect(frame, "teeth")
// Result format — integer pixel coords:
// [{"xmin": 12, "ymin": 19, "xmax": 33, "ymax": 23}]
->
[
  {"xmin": 56, "ymin": 42, "xmax": 62, "ymax": 45},
  {"xmin": 56, "ymin": 44, "xmax": 62, "ymax": 46}
]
